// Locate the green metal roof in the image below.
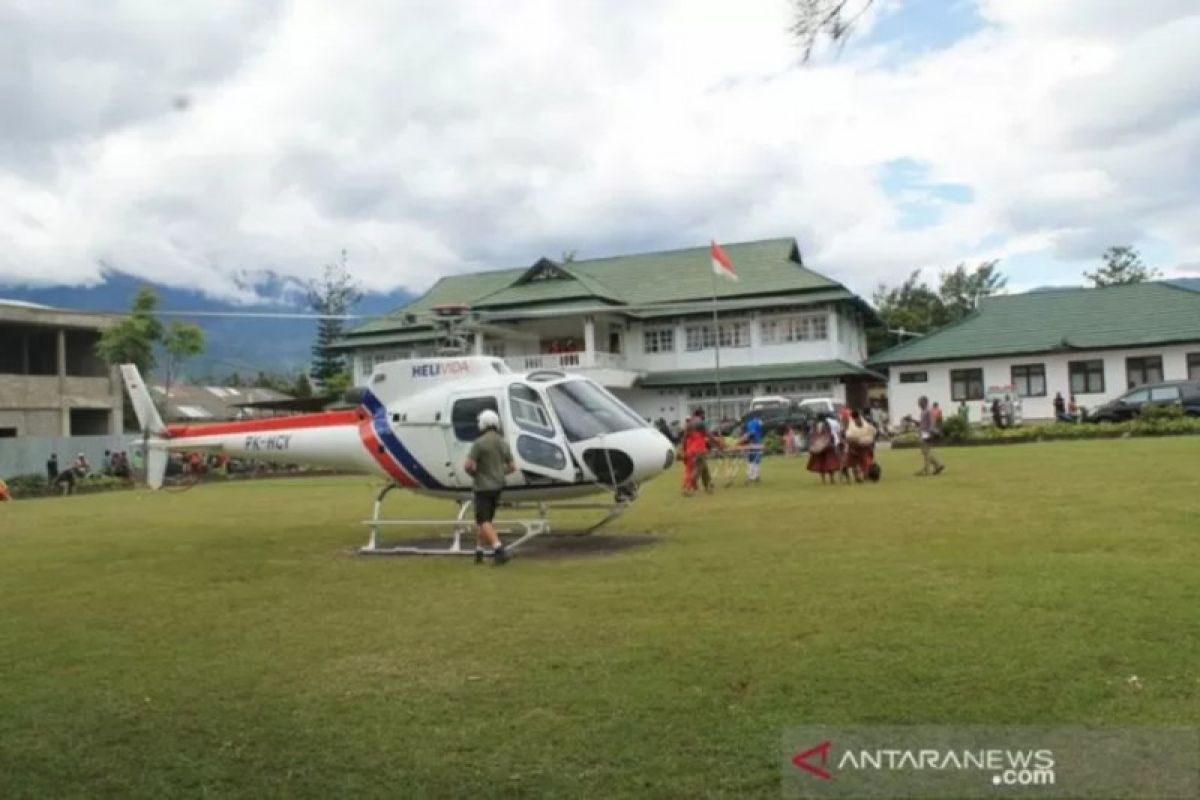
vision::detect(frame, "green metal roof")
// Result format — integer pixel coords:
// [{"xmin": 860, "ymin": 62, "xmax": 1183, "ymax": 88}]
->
[
  {"xmin": 347, "ymin": 267, "xmax": 525, "ymax": 335},
  {"xmin": 868, "ymin": 282, "xmax": 1200, "ymax": 367},
  {"xmin": 638, "ymin": 360, "xmax": 882, "ymax": 389},
  {"xmin": 343, "ymin": 238, "xmax": 853, "ymax": 342},
  {"xmin": 329, "ymin": 329, "xmax": 439, "ymax": 350}
]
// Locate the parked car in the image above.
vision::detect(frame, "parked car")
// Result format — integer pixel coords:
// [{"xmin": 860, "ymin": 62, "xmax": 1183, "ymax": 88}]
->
[
  {"xmin": 723, "ymin": 397, "xmax": 842, "ymax": 436},
  {"xmin": 1086, "ymin": 380, "xmax": 1200, "ymax": 423}
]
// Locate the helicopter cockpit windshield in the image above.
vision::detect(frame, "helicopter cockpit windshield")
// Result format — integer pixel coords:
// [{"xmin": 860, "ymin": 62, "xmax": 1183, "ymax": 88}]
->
[{"xmin": 545, "ymin": 379, "xmax": 646, "ymax": 442}]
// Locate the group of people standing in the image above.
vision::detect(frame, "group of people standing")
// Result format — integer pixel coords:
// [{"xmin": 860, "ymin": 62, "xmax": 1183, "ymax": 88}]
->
[{"xmin": 804, "ymin": 407, "xmax": 881, "ymax": 484}]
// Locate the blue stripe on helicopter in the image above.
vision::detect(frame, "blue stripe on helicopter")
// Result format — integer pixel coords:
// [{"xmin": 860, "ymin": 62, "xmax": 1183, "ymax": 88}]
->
[{"xmin": 361, "ymin": 390, "xmax": 446, "ymax": 490}]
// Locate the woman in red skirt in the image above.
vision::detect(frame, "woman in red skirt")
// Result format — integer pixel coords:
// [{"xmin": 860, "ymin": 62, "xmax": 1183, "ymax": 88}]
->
[
  {"xmin": 806, "ymin": 416, "xmax": 841, "ymax": 484},
  {"xmin": 844, "ymin": 408, "xmax": 877, "ymax": 483}
]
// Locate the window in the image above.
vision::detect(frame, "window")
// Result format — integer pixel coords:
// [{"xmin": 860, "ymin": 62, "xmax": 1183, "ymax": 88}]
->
[
  {"xmin": 1125, "ymin": 356, "xmax": 1163, "ymax": 388},
  {"xmin": 685, "ymin": 324, "xmax": 716, "ymax": 351},
  {"xmin": 899, "ymin": 371, "xmax": 927, "ymax": 384},
  {"xmin": 684, "ymin": 321, "xmax": 748, "ymax": 350},
  {"xmin": 1122, "ymin": 388, "xmax": 1150, "ymax": 404},
  {"xmin": 1149, "ymin": 386, "xmax": 1180, "ymax": 402},
  {"xmin": 547, "ymin": 380, "xmax": 645, "ymax": 442},
  {"xmin": 760, "ymin": 313, "xmax": 828, "ymax": 344},
  {"xmin": 1011, "ymin": 364, "xmax": 1046, "ymax": 397},
  {"xmin": 484, "ymin": 341, "xmax": 506, "ymax": 358},
  {"xmin": 950, "ymin": 368, "xmax": 984, "ymax": 401},
  {"xmin": 508, "ymin": 384, "xmax": 555, "ymax": 438},
  {"xmin": 516, "ymin": 435, "xmax": 567, "ymax": 471},
  {"xmin": 1189, "ymin": 353, "xmax": 1200, "ymax": 382},
  {"xmin": 1069, "ymin": 360, "xmax": 1105, "ymax": 394},
  {"xmin": 643, "ymin": 328, "xmax": 675, "ymax": 354},
  {"xmin": 718, "ymin": 320, "xmax": 750, "ymax": 348},
  {"xmin": 451, "ymin": 396, "xmax": 499, "ymax": 442}
]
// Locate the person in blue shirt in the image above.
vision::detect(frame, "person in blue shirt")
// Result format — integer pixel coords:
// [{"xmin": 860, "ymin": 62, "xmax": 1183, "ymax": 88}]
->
[{"xmin": 741, "ymin": 410, "xmax": 765, "ymax": 483}]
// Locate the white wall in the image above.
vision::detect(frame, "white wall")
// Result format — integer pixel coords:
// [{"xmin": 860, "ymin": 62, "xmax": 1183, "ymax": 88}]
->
[{"xmin": 884, "ymin": 342, "xmax": 1200, "ymax": 422}]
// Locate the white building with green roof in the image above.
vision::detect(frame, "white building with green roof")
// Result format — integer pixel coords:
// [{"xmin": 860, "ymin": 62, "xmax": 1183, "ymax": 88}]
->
[
  {"xmin": 867, "ymin": 280, "xmax": 1200, "ymax": 422},
  {"xmin": 336, "ymin": 238, "xmax": 882, "ymax": 423}
]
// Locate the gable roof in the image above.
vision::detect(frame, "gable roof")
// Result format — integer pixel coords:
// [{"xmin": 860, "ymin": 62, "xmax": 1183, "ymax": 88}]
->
[
  {"xmin": 344, "ymin": 238, "xmax": 857, "ymax": 340},
  {"xmin": 867, "ymin": 281, "xmax": 1200, "ymax": 367}
]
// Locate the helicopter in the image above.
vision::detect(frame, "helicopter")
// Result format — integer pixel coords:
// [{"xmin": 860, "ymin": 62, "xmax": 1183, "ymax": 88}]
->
[{"xmin": 119, "ymin": 353, "xmax": 676, "ymax": 556}]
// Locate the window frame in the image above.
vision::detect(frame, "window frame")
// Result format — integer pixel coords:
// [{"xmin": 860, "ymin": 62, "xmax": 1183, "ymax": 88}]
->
[
  {"xmin": 898, "ymin": 371, "xmax": 928, "ymax": 384},
  {"xmin": 1068, "ymin": 359, "xmax": 1105, "ymax": 395},
  {"xmin": 949, "ymin": 368, "xmax": 984, "ymax": 402},
  {"xmin": 642, "ymin": 327, "xmax": 675, "ymax": 354},
  {"xmin": 507, "ymin": 384, "xmax": 556, "ymax": 439},
  {"xmin": 1011, "ymin": 363, "xmax": 1047, "ymax": 398},
  {"xmin": 1125, "ymin": 355, "xmax": 1163, "ymax": 389},
  {"xmin": 1188, "ymin": 352, "xmax": 1200, "ymax": 382},
  {"xmin": 450, "ymin": 396, "xmax": 500, "ymax": 442}
]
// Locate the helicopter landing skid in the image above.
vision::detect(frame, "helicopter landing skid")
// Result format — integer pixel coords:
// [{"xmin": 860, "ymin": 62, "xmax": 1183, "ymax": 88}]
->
[{"xmin": 358, "ymin": 484, "xmax": 633, "ymax": 556}]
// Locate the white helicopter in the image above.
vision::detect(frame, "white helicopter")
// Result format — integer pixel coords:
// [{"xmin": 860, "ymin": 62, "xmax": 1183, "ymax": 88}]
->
[{"xmin": 120, "ymin": 350, "xmax": 676, "ymax": 556}]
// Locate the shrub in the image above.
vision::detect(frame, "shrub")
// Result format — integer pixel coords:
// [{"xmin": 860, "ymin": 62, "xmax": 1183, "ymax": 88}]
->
[
  {"xmin": 5, "ymin": 473, "xmax": 49, "ymax": 497},
  {"xmin": 938, "ymin": 416, "xmax": 971, "ymax": 442},
  {"xmin": 1138, "ymin": 404, "xmax": 1185, "ymax": 422}
]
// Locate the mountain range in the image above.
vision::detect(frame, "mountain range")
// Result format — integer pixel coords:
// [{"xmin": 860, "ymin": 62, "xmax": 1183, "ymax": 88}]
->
[{"xmin": 0, "ymin": 272, "xmax": 411, "ymax": 380}]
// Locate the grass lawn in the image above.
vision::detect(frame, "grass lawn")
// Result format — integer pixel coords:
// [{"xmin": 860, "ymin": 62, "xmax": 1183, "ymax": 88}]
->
[{"xmin": 2, "ymin": 438, "xmax": 1199, "ymax": 798}]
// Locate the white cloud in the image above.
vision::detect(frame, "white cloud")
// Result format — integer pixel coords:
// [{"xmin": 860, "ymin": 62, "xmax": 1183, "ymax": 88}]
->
[{"xmin": 0, "ymin": 0, "xmax": 1198, "ymax": 302}]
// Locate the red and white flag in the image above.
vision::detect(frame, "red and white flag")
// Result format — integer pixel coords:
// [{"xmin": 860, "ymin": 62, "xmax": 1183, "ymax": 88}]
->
[{"xmin": 710, "ymin": 240, "xmax": 738, "ymax": 282}]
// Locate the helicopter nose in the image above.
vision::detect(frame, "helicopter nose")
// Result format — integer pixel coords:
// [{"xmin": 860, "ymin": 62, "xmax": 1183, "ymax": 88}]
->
[{"xmin": 578, "ymin": 428, "xmax": 674, "ymax": 484}]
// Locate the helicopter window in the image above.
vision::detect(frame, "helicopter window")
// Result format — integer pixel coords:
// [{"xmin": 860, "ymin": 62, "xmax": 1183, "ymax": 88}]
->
[
  {"xmin": 546, "ymin": 380, "xmax": 646, "ymax": 443},
  {"xmin": 516, "ymin": 435, "xmax": 567, "ymax": 471},
  {"xmin": 450, "ymin": 396, "xmax": 499, "ymax": 442},
  {"xmin": 508, "ymin": 384, "xmax": 555, "ymax": 438}
]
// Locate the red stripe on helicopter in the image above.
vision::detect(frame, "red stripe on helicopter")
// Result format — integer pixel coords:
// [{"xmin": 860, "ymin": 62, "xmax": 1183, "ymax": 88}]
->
[
  {"xmin": 166, "ymin": 410, "xmax": 360, "ymax": 440},
  {"xmin": 356, "ymin": 416, "xmax": 420, "ymax": 488}
]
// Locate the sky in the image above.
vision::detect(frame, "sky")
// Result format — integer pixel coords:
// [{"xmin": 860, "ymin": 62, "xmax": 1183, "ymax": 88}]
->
[{"xmin": 2, "ymin": 0, "xmax": 1199, "ymax": 304}]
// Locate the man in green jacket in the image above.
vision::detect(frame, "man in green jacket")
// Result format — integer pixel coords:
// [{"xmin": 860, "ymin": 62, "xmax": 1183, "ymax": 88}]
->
[{"xmin": 465, "ymin": 409, "xmax": 517, "ymax": 565}]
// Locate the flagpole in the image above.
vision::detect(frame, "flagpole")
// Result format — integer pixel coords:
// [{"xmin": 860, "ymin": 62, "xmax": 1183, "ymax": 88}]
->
[{"xmin": 710, "ymin": 263, "xmax": 723, "ymax": 427}]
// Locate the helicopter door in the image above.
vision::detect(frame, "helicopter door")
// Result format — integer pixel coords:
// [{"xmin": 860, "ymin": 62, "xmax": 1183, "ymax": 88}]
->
[
  {"xmin": 505, "ymin": 383, "xmax": 578, "ymax": 485},
  {"xmin": 444, "ymin": 394, "xmax": 501, "ymax": 488}
]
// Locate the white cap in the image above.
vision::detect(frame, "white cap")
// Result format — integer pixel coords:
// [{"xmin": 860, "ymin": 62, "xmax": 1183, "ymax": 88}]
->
[{"xmin": 477, "ymin": 409, "xmax": 501, "ymax": 432}]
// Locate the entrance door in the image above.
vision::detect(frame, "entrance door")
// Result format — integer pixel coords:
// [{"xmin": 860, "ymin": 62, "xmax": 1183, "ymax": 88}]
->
[
  {"xmin": 505, "ymin": 382, "xmax": 578, "ymax": 485},
  {"xmin": 444, "ymin": 394, "xmax": 500, "ymax": 489}
]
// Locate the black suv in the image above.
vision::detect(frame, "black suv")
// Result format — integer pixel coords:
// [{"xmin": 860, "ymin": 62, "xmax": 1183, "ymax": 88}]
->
[{"xmin": 1087, "ymin": 380, "xmax": 1200, "ymax": 422}]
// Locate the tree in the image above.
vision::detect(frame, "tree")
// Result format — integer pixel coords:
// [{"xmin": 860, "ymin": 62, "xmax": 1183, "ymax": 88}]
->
[
  {"xmin": 1084, "ymin": 246, "xmax": 1160, "ymax": 287},
  {"xmin": 938, "ymin": 260, "xmax": 1006, "ymax": 320},
  {"xmin": 161, "ymin": 322, "xmax": 206, "ymax": 420},
  {"xmin": 872, "ymin": 270, "xmax": 948, "ymax": 338},
  {"xmin": 95, "ymin": 287, "xmax": 165, "ymax": 375},
  {"xmin": 323, "ymin": 371, "xmax": 353, "ymax": 399},
  {"xmin": 290, "ymin": 372, "xmax": 313, "ymax": 399},
  {"xmin": 308, "ymin": 250, "xmax": 362, "ymax": 390},
  {"xmin": 870, "ymin": 261, "xmax": 1007, "ymax": 353},
  {"xmin": 790, "ymin": 0, "xmax": 875, "ymax": 61}
]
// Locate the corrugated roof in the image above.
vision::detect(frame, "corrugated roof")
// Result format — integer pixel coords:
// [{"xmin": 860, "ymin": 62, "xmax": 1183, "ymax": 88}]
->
[
  {"xmin": 343, "ymin": 238, "xmax": 854, "ymax": 343},
  {"xmin": 638, "ymin": 360, "xmax": 881, "ymax": 388},
  {"xmin": 868, "ymin": 281, "xmax": 1200, "ymax": 367},
  {"xmin": 347, "ymin": 268, "xmax": 525, "ymax": 335}
]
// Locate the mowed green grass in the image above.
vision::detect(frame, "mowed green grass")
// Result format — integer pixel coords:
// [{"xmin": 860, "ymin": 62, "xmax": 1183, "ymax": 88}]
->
[{"xmin": 2, "ymin": 439, "xmax": 1199, "ymax": 798}]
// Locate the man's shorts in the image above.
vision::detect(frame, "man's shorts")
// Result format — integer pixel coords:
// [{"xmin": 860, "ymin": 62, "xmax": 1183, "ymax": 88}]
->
[{"xmin": 474, "ymin": 490, "xmax": 502, "ymax": 524}]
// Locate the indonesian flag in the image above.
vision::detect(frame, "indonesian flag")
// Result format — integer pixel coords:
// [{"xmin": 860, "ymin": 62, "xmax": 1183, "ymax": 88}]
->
[{"xmin": 711, "ymin": 240, "xmax": 738, "ymax": 281}]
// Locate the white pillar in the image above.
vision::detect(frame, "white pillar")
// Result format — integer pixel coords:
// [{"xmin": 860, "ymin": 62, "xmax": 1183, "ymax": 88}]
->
[
  {"xmin": 583, "ymin": 316, "xmax": 596, "ymax": 367},
  {"xmin": 473, "ymin": 333, "xmax": 485, "ymax": 356}
]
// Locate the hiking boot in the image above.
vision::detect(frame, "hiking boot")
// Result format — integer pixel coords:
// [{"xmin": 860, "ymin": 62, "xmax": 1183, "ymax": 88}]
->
[
  {"xmin": 493, "ymin": 547, "xmax": 511, "ymax": 566},
  {"xmin": 933, "ymin": 464, "xmax": 946, "ymax": 476},
  {"xmin": 474, "ymin": 550, "xmax": 485, "ymax": 565}
]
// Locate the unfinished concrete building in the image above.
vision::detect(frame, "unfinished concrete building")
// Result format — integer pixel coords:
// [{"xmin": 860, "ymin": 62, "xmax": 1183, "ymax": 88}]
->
[{"xmin": 0, "ymin": 300, "xmax": 124, "ymax": 437}]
